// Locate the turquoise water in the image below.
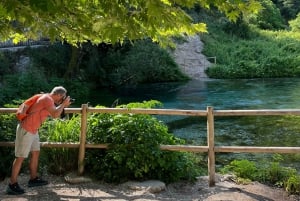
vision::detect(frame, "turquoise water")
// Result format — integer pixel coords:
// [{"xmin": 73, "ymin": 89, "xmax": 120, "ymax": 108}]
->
[
  {"xmin": 93, "ymin": 78, "xmax": 300, "ymax": 109},
  {"xmin": 90, "ymin": 78, "xmax": 300, "ymax": 168}
]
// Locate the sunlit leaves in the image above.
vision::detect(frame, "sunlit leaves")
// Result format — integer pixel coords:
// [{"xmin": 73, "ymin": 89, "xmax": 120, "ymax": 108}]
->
[
  {"xmin": 11, "ymin": 33, "xmax": 26, "ymax": 44},
  {"xmin": 0, "ymin": 0, "xmax": 262, "ymax": 46},
  {"xmin": 92, "ymin": 21, "xmax": 103, "ymax": 33},
  {"xmin": 248, "ymin": 0, "xmax": 263, "ymax": 15}
]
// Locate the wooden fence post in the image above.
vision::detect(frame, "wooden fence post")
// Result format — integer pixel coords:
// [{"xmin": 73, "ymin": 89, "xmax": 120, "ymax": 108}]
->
[
  {"xmin": 207, "ymin": 106, "xmax": 215, "ymax": 186},
  {"xmin": 78, "ymin": 104, "xmax": 88, "ymax": 175}
]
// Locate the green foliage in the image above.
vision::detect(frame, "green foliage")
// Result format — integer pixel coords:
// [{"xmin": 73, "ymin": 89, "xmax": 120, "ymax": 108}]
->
[
  {"xmin": 289, "ymin": 13, "xmax": 300, "ymax": 32},
  {"xmin": 0, "ymin": 113, "xmax": 17, "ymax": 138},
  {"xmin": 256, "ymin": 155, "xmax": 294, "ymax": 186},
  {"xmin": 221, "ymin": 154, "xmax": 300, "ymax": 194},
  {"xmin": 0, "ymin": 0, "xmax": 256, "ymax": 46},
  {"xmin": 39, "ymin": 116, "xmax": 81, "ymax": 175},
  {"xmin": 0, "ymin": 68, "xmax": 52, "ymax": 106},
  {"xmin": 196, "ymin": 2, "xmax": 300, "ymax": 79},
  {"xmin": 0, "ymin": 39, "xmax": 188, "ymax": 107},
  {"xmin": 85, "ymin": 101, "xmax": 202, "ymax": 183},
  {"xmin": 203, "ymin": 26, "xmax": 300, "ymax": 78},
  {"xmin": 79, "ymin": 40, "xmax": 189, "ymax": 88},
  {"xmin": 221, "ymin": 159, "xmax": 257, "ymax": 180},
  {"xmin": 0, "ymin": 100, "xmax": 202, "ymax": 182},
  {"xmin": 28, "ymin": 43, "xmax": 71, "ymax": 78},
  {"xmin": 0, "ymin": 113, "xmax": 18, "ymax": 179},
  {"xmin": 220, "ymin": 17, "xmax": 253, "ymax": 39},
  {"xmin": 40, "ymin": 116, "xmax": 80, "ymax": 142},
  {"xmin": 102, "ymin": 40, "xmax": 189, "ymax": 87},
  {"xmin": 285, "ymin": 175, "xmax": 300, "ymax": 194},
  {"xmin": 0, "ymin": 51, "xmax": 17, "ymax": 81},
  {"xmin": 247, "ymin": 0, "xmax": 285, "ymax": 30},
  {"xmin": 122, "ymin": 100, "xmax": 163, "ymax": 109},
  {"xmin": 273, "ymin": 0, "xmax": 300, "ymax": 22}
]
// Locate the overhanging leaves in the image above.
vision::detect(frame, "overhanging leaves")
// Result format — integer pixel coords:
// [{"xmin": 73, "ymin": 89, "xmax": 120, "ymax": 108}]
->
[{"xmin": 0, "ymin": 0, "xmax": 262, "ymax": 46}]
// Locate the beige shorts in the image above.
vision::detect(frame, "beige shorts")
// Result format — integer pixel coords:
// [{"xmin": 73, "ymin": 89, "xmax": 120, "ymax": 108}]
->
[{"xmin": 15, "ymin": 124, "xmax": 40, "ymax": 158}]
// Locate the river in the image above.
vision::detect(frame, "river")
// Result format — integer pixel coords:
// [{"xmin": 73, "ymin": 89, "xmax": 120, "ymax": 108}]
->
[{"xmin": 90, "ymin": 78, "xmax": 300, "ymax": 168}]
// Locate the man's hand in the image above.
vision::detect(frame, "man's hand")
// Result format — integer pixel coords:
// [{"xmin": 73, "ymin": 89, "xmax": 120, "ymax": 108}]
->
[{"xmin": 62, "ymin": 96, "xmax": 71, "ymax": 108}]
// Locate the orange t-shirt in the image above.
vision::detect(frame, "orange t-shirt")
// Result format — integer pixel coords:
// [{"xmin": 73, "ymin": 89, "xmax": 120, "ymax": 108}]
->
[{"xmin": 21, "ymin": 94, "xmax": 54, "ymax": 134}]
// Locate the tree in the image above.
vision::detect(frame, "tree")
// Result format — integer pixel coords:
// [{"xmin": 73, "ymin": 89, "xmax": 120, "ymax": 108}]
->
[
  {"xmin": 247, "ymin": 0, "xmax": 285, "ymax": 30},
  {"xmin": 289, "ymin": 13, "xmax": 300, "ymax": 31},
  {"xmin": 272, "ymin": 0, "xmax": 300, "ymax": 22},
  {"xmin": 0, "ymin": 0, "xmax": 262, "ymax": 47}
]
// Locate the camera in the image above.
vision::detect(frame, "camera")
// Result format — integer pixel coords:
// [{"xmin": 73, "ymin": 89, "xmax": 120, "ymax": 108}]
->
[
  {"xmin": 62, "ymin": 96, "xmax": 75, "ymax": 104},
  {"xmin": 60, "ymin": 96, "xmax": 75, "ymax": 119}
]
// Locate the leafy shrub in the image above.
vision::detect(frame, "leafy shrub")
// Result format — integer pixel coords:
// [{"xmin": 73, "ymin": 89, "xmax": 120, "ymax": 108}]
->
[
  {"xmin": 257, "ymin": 154, "xmax": 297, "ymax": 187},
  {"xmin": 102, "ymin": 39, "xmax": 189, "ymax": 87},
  {"xmin": 221, "ymin": 159, "xmax": 257, "ymax": 180},
  {"xmin": 289, "ymin": 13, "xmax": 300, "ymax": 32},
  {"xmin": 85, "ymin": 100, "xmax": 202, "ymax": 183},
  {"xmin": 221, "ymin": 154, "xmax": 300, "ymax": 194},
  {"xmin": 276, "ymin": 0, "xmax": 300, "ymax": 22},
  {"xmin": 285, "ymin": 175, "xmax": 300, "ymax": 194},
  {"xmin": 204, "ymin": 32, "xmax": 300, "ymax": 79},
  {"xmin": 247, "ymin": 0, "xmax": 285, "ymax": 30},
  {"xmin": 39, "ymin": 116, "xmax": 81, "ymax": 175},
  {"xmin": 0, "ymin": 51, "xmax": 16, "ymax": 79},
  {"xmin": 0, "ymin": 113, "xmax": 18, "ymax": 179},
  {"xmin": 221, "ymin": 17, "xmax": 253, "ymax": 39},
  {"xmin": 0, "ymin": 68, "xmax": 51, "ymax": 106},
  {"xmin": 28, "ymin": 43, "xmax": 71, "ymax": 78}
]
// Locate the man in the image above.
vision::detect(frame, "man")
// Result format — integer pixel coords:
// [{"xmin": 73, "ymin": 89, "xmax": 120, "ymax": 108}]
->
[{"xmin": 7, "ymin": 86, "xmax": 71, "ymax": 195}]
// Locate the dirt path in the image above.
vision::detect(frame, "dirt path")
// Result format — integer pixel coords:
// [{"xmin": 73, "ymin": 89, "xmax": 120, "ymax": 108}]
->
[{"xmin": 1, "ymin": 174, "xmax": 299, "ymax": 201}]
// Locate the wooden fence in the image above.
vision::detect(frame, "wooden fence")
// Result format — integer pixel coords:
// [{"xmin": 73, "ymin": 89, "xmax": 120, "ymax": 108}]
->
[{"xmin": 1, "ymin": 105, "xmax": 300, "ymax": 187}]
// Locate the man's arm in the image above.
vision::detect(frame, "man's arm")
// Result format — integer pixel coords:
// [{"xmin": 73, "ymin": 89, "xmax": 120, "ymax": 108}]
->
[{"xmin": 47, "ymin": 96, "xmax": 71, "ymax": 118}]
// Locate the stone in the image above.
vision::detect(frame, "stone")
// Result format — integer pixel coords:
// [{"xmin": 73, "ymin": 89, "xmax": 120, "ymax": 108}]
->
[
  {"xmin": 64, "ymin": 172, "xmax": 93, "ymax": 184},
  {"xmin": 123, "ymin": 180, "xmax": 166, "ymax": 193}
]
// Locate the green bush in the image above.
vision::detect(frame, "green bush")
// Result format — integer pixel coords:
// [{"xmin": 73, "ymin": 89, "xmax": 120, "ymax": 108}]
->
[
  {"xmin": 0, "ymin": 113, "xmax": 18, "ymax": 179},
  {"xmin": 221, "ymin": 159, "xmax": 257, "ymax": 180},
  {"xmin": 102, "ymin": 39, "xmax": 189, "ymax": 87},
  {"xmin": 204, "ymin": 32, "xmax": 300, "ymax": 79},
  {"xmin": 247, "ymin": 0, "xmax": 285, "ymax": 30},
  {"xmin": 257, "ymin": 154, "xmax": 297, "ymax": 187},
  {"xmin": 289, "ymin": 13, "xmax": 300, "ymax": 32},
  {"xmin": 0, "ymin": 51, "xmax": 17, "ymax": 80},
  {"xmin": 285, "ymin": 175, "xmax": 300, "ymax": 195},
  {"xmin": 85, "ymin": 100, "xmax": 202, "ymax": 183},
  {"xmin": 0, "ymin": 69, "xmax": 50, "ymax": 106},
  {"xmin": 28, "ymin": 43, "xmax": 71, "ymax": 78},
  {"xmin": 39, "ymin": 116, "xmax": 81, "ymax": 175},
  {"xmin": 221, "ymin": 154, "xmax": 300, "ymax": 194}
]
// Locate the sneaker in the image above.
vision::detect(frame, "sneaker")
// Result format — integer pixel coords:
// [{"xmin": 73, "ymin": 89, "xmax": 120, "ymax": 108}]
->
[
  {"xmin": 28, "ymin": 177, "xmax": 49, "ymax": 187},
  {"xmin": 6, "ymin": 182, "xmax": 25, "ymax": 195}
]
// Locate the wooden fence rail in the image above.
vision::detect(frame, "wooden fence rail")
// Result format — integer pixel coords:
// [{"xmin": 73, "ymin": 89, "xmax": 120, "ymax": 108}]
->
[{"xmin": 1, "ymin": 105, "xmax": 300, "ymax": 187}]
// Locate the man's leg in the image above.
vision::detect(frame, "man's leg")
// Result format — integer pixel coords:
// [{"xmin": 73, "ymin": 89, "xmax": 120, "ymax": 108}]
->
[
  {"xmin": 7, "ymin": 157, "xmax": 25, "ymax": 195},
  {"xmin": 27, "ymin": 135, "xmax": 48, "ymax": 187},
  {"xmin": 7, "ymin": 125, "xmax": 33, "ymax": 194},
  {"xmin": 10, "ymin": 124, "xmax": 29, "ymax": 184},
  {"xmin": 10, "ymin": 157, "xmax": 25, "ymax": 184},
  {"xmin": 29, "ymin": 150, "xmax": 39, "ymax": 180}
]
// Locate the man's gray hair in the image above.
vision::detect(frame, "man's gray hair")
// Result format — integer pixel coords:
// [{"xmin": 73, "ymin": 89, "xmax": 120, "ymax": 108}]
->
[{"xmin": 51, "ymin": 86, "xmax": 67, "ymax": 95}]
